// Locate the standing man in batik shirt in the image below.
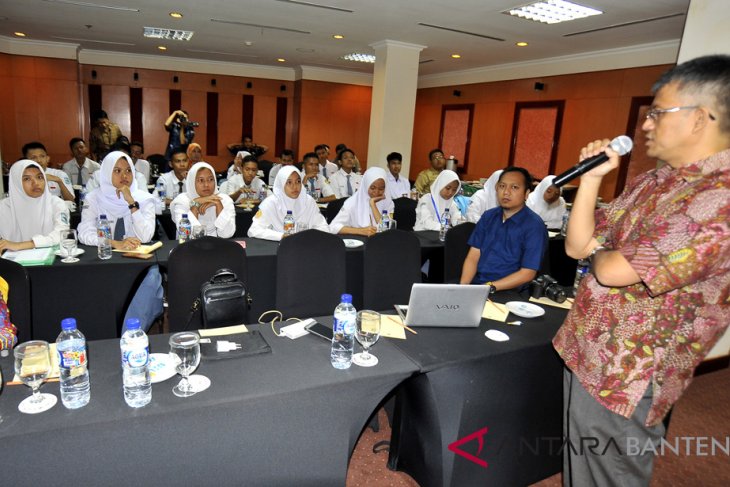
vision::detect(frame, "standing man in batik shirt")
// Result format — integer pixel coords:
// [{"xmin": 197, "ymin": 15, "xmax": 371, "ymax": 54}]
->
[{"xmin": 553, "ymin": 55, "xmax": 730, "ymax": 486}]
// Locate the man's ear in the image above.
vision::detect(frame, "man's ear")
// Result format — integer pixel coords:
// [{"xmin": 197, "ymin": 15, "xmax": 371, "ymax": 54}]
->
[{"xmin": 524, "ymin": 188, "xmax": 531, "ymax": 200}]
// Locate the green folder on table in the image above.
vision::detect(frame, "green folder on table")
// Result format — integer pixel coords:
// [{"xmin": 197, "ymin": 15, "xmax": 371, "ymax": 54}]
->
[{"xmin": 2, "ymin": 247, "xmax": 56, "ymax": 266}]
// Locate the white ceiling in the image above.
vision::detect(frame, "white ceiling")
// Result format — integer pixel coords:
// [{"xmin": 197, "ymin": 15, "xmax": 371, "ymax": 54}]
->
[{"xmin": 1, "ymin": 0, "xmax": 690, "ymax": 76}]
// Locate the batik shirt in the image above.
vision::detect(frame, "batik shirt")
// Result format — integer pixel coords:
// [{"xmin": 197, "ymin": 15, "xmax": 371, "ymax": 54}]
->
[{"xmin": 553, "ymin": 149, "xmax": 730, "ymax": 426}]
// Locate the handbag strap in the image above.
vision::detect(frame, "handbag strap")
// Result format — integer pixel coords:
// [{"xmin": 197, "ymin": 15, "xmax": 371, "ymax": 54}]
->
[{"xmin": 182, "ymin": 297, "xmax": 201, "ymax": 331}]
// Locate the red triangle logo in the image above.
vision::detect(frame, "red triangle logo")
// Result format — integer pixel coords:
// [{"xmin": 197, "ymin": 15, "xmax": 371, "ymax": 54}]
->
[{"xmin": 448, "ymin": 427, "xmax": 489, "ymax": 468}]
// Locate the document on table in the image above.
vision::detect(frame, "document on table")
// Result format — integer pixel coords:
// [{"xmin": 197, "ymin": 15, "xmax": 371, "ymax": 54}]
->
[
  {"xmin": 2, "ymin": 247, "xmax": 55, "ymax": 266},
  {"xmin": 112, "ymin": 241, "xmax": 163, "ymax": 254},
  {"xmin": 482, "ymin": 300, "xmax": 509, "ymax": 322},
  {"xmin": 529, "ymin": 296, "xmax": 574, "ymax": 310},
  {"xmin": 199, "ymin": 324, "xmax": 249, "ymax": 337},
  {"xmin": 379, "ymin": 315, "xmax": 407, "ymax": 339}
]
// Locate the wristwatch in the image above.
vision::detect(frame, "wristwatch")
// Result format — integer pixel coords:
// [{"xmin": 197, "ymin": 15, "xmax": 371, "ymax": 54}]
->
[
  {"xmin": 128, "ymin": 201, "xmax": 140, "ymax": 210},
  {"xmin": 190, "ymin": 201, "xmax": 201, "ymax": 209},
  {"xmin": 485, "ymin": 281, "xmax": 496, "ymax": 296},
  {"xmin": 589, "ymin": 245, "xmax": 606, "ymax": 260}
]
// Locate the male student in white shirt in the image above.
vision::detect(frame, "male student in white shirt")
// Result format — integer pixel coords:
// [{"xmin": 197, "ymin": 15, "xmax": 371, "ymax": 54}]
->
[
  {"xmin": 302, "ymin": 152, "xmax": 336, "ymax": 203},
  {"xmin": 315, "ymin": 144, "xmax": 338, "ymax": 179},
  {"xmin": 385, "ymin": 151, "xmax": 411, "ymax": 199},
  {"xmin": 153, "ymin": 149, "xmax": 190, "ymax": 205},
  {"xmin": 220, "ymin": 156, "xmax": 269, "ymax": 204},
  {"xmin": 328, "ymin": 148, "xmax": 362, "ymax": 199},
  {"xmin": 130, "ymin": 141, "xmax": 151, "ymax": 185},
  {"xmin": 23, "ymin": 141, "xmax": 75, "ymax": 202},
  {"xmin": 62, "ymin": 137, "xmax": 100, "ymax": 186},
  {"xmin": 268, "ymin": 149, "xmax": 296, "ymax": 186}
]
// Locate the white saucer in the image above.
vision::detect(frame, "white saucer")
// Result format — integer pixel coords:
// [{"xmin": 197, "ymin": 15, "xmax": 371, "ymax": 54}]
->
[
  {"xmin": 149, "ymin": 353, "xmax": 177, "ymax": 383},
  {"xmin": 188, "ymin": 374, "xmax": 211, "ymax": 393},
  {"xmin": 485, "ymin": 329, "xmax": 509, "ymax": 342},
  {"xmin": 54, "ymin": 248, "xmax": 85, "ymax": 258},
  {"xmin": 505, "ymin": 301, "xmax": 545, "ymax": 318},
  {"xmin": 343, "ymin": 239, "xmax": 364, "ymax": 248}
]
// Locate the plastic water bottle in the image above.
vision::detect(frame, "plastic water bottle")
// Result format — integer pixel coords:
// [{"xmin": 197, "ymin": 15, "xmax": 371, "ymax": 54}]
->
[
  {"xmin": 120, "ymin": 318, "xmax": 151, "ymax": 408},
  {"xmin": 97, "ymin": 214, "xmax": 112, "ymax": 260},
  {"xmin": 177, "ymin": 213, "xmax": 192, "ymax": 243},
  {"xmin": 283, "ymin": 210, "xmax": 295, "ymax": 236},
  {"xmin": 154, "ymin": 180, "xmax": 166, "ymax": 214},
  {"xmin": 79, "ymin": 185, "xmax": 88, "ymax": 209},
  {"xmin": 379, "ymin": 210, "xmax": 390, "ymax": 232},
  {"xmin": 439, "ymin": 208, "xmax": 451, "ymax": 242},
  {"xmin": 56, "ymin": 318, "xmax": 90, "ymax": 409},
  {"xmin": 573, "ymin": 259, "xmax": 590, "ymax": 292},
  {"xmin": 331, "ymin": 294, "xmax": 356, "ymax": 369},
  {"xmin": 561, "ymin": 210, "xmax": 570, "ymax": 237}
]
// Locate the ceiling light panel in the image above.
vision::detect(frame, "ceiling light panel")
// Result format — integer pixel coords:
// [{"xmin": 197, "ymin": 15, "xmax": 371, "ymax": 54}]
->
[
  {"xmin": 341, "ymin": 53, "xmax": 376, "ymax": 63},
  {"xmin": 505, "ymin": 0, "xmax": 602, "ymax": 24},
  {"xmin": 143, "ymin": 27, "xmax": 194, "ymax": 41}
]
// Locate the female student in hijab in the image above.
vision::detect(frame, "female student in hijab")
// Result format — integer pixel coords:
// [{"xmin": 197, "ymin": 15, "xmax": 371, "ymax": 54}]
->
[
  {"xmin": 248, "ymin": 166, "xmax": 329, "ymax": 241},
  {"xmin": 466, "ymin": 168, "xmax": 502, "ymax": 223},
  {"xmin": 329, "ymin": 167, "xmax": 393, "ymax": 236},
  {"xmin": 0, "ymin": 160, "xmax": 70, "ymax": 253},
  {"xmin": 227, "ymin": 150, "xmax": 251, "ymax": 180},
  {"xmin": 526, "ymin": 175, "xmax": 567, "ymax": 229},
  {"xmin": 170, "ymin": 162, "xmax": 235, "ymax": 238},
  {"xmin": 78, "ymin": 151, "xmax": 155, "ymax": 250},
  {"xmin": 414, "ymin": 169, "xmax": 464, "ymax": 231}
]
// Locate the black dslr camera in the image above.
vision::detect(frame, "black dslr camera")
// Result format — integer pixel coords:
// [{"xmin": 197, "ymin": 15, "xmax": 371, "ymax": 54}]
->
[{"xmin": 530, "ymin": 275, "xmax": 568, "ymax": 303}]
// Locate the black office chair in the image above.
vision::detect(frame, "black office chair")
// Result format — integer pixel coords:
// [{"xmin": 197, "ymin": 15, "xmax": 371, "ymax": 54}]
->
[
  {"xmin": 326, "ymin": 197, "xmax": 348, "ymax": 224},
  {"xmin": 0, "ymin": 258, "xmax": 32, "ymax": 341},
  {"xmin": 393, "ymin": 197, "xmax": 417, "ymax": 231},
  {"xmin": 443, "ymin": 222, "xmax": 476, "ymax": 283},
  {"xmin": 363, "ymin": 230, "xmax": 421, "ymax": 311},
  {"xmin": 276, "ymin": 230, "xmax": 346, "ymax": 318},
  {"xmin": 167, "ymin": 237, "xmax": 248, "ymax": 331},
  {"xmin": 147, "ymin": 153, "xmax": 168, "ymax": 175}
]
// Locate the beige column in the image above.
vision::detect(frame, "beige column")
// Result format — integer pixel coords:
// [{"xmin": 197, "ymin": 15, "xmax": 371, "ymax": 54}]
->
[
  {"xmin": 677, "ymin": 0, "xmax": 730, "ymax": 62},
  {"xmin": 366, "ymin": 40, "xmax": 426, "ymax": 175}
]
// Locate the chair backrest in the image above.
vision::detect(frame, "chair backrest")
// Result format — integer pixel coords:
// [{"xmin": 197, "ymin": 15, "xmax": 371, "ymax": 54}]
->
[
  {"xmin": 0, "ymin": 258, "xmax": 32, "ymax": 341},
  {"xmin": 363, "ymin": 230, "xmax": 421, "ymax": 311},
  {"xmin": 326, "ymin": 197, "xmax": 348, "ymax": 224},
  {"xmin": 443, "ymin": 222, "xmax": 476, "ymax": 283},
  {"xmin": 393, "ymin": 197, "xmax": 417, "ymax": 231},
  {"xmin": 276, "ymin": 230, "xmax": 346, "ymax": 318},
  {"xmin": 147, "ymin": 153, "xmax": 168, "ymax": 175},
  {"xmin": 167, "ymin": 237, "xmax": 248, "ymax": 331}
]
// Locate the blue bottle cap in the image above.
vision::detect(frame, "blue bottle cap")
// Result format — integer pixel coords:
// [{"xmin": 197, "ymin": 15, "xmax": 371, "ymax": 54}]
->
[
  {"xmin": 182, "ymin": 213, "xmax": 188, "ymax": 218},
  {"xmin": 61, "ymin": 318, "xmax": 77, "ymax": 331},
  {"xmin": 99, "ymin": 214, "xmax": 107, "ymax": 219},
  {"xmin": 125, "ymin": 318, "xmax": 141, "ymax": 330},
  {"xmin": 286, "ymin": 210, "xmax": 292, "ymax": 214},
  {"xmin": 340, "ymin": 294, "xmax": 352, "ymax": 303}
]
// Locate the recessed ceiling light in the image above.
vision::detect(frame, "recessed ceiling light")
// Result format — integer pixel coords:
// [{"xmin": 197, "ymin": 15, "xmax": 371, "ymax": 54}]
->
[
  {"xmin": 14, "ymin": 32, "xmax": 27, "ymax": 37},
  {"xmin": 158, "ymin": 46, "xmax": 167, "ymax": 51},
  {"xmin": 143, "ymin": 26, "xmax": 194, "ymax": 41},
  {"xmin": 341, "ymin": 53, "xmax": 376, "ymax": 63},
  {"xmin": 516, "ymin": 41, "xmax": 529, "ymax": 47},
  {"xmin": 277, "ymin": 58, "xmax": 286, "ymax": 62},
  {"xmin": 451, "ymin": 54, "xmax": 461, "ymax": 59},
  {"xmin": 332, "ymin": 34, "xmax": 344, "ymax": 39},
  {"xmin": 505, "ymin": 0, "xmax": 602, "ymax": 24},
  {"xmin": 169, "ymin": 12, "xmax": 183, "ymax": 19}
]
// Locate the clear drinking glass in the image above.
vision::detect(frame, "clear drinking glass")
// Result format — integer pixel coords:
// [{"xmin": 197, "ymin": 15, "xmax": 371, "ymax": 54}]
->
[
  {"xmin": 14, "ymin": 341, "xmax": 57, "ymax": 413},
  {"xmin": 191, "ymin": 225, "xmax": 205, "ymax": 240},
  {"xmin": 60, "ymin": 229, "xmax": 79, "ymax": 263},
  {"xmin": 169, "ymin": 332, "xmax": 201, "ymax": 398},
  {"xmin": 352, "ymin": 310, "xmax": 381, "ymax": 367},
  {"xmin": 296, "ymin": 222, "xmax": 309, "ymax": 233}
]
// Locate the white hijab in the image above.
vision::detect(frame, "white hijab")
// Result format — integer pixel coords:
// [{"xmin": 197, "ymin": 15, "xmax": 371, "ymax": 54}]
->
[
  {"xmin": 483, "ymin": 169, "xmax": 503, "ymax": 210},
  {"xmin": 0, "ymin": 160, "xmax": 56, "ymax": 241},
  {"xmin": 180, "ymin": 162, "xmax": 221, "ymax": 225},
  {"xmin": 95, "ymin": 151, "xmax": 153, "ymax": 219},
  {"xmin": 261, "ymin": 165, "xmax": 320, "ymax": 230},
  {"xmin": 428, "ymin": 169, "xmax": 461, "ymax": 218},
  {"xmin": 527, "ymin": 175, "xmax": 566, "ymax": 227},
  {"xmin": 340, "ymin": 167, "xmax": 393, "ymax": 227}
]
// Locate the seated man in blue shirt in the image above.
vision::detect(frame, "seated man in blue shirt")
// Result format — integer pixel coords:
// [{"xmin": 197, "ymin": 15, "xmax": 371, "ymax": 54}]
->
[{"xmin": 460, "ymin": 166, "xmax": 547, "ymax": 293}]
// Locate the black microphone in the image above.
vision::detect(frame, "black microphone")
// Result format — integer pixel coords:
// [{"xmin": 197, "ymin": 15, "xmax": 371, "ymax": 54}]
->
[{"xmin": 553, "ymin": 136, "xmax": 633, "ymax": 187}]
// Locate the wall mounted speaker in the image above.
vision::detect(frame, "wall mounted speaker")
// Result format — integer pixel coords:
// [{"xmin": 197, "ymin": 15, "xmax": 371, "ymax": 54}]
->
[
  {"xmin": 280, "ymin": 84, "xmax": 286, "ymax": 92},
  {"xmin": 133, "ymin": 72, "xmax": 139, "ymax": 81},
  {"xmin": 211, "ymin": 78, "xmax": 217, "ymax": 86},
  {"xmin": 91, "ymin": 70, "xmax": 97, "ymax": 80},
  {"xmin": 246, "ymin": 81, "xmax": 253, "ymax": 89},
  {"xmin": 453, "ymin": 89, "xmax": 462, "ymax": 97},
  {"xmin": 534, "ymin": 82, "xmax": 545, "ymax": 91},
  {"xmin": 173, "ymin": 75, "xmax": 179, "ymax": 83}
]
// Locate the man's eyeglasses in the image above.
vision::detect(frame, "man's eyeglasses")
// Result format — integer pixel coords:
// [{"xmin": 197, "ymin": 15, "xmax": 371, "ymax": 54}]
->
[{"xmin": 645, "ymin": 105, "xmax": 716, "ymax": 121}]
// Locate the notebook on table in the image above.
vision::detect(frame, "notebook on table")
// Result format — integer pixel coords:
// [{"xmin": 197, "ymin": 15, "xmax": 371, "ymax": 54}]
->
[{"xmin": 394, "ymin": 283, "xmax": 489, "ymax": 328}]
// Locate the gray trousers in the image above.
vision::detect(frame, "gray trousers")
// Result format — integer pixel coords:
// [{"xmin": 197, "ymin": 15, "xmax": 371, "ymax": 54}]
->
[{"xmin": 563, "ymin": 369, "xmax": 666, "ymax": 487}]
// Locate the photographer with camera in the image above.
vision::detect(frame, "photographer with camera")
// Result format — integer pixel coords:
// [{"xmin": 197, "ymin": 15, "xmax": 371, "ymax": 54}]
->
[{"xmin": 164, "ymin": 109, "xmax": 197, "ymax": 163}]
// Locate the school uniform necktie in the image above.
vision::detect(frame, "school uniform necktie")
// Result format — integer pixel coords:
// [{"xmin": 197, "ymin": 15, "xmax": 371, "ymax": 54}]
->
[
  {"xmin": 323, "ymin": 166, "xmax": 328, "ymax": 179},
  {"xmin": 113, "ymin": 218, "xmax": 126, "ymax": 240},
  {"xmin": 309, "ymin": 178, "xmax": 315, "ymax": 194},
  {"xmin": 77, "ymin": 165, "xmax": 83, "ymax": 185},
  {"xmin": 346, "ymin": 174, "xmax": 353, "ymax": 196},
  {"xmin": 178, "ymin": 181, "xmax": 184, "ymax": 195}
]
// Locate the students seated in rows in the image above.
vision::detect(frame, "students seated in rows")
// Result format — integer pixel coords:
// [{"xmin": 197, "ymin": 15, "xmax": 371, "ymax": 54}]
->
[
  {"xmin": 130, "ymin": 141, "xmax": 150, "ymax": 184},
  {"xmin": 329, "ymin": 167, "xmax": 393, "ymax": 237},
  {"xmin": 22, "ymin": 142, "xmax": 75, "ymax": 202},
  {"xmin": 460, "ymin": 167, "xmax": 547, "ymax": 291},
  {"xmin": 248, "ymin": 166, "xmax": 329, "ymax": 241},
  {"xmin": 414, "ymin": 148, "xmax": 446, "ymax": 194},
  {"xmin": 466, "ymin": 169, "xmax": 502, "ymax": 223},
  {"xmin": 329, "ymin": 148, "xmax": 362, "ymax": 198},
  {"xmin": 414, "ymin": 169, "xmax": 464, "ymax": 231},
  {"xmin": 268, "ymin": 149, "xmax": 295, "ymax": 186},
  {"xmin": 302, "ymin": 152, "xmax": 336, "ymax": 203},
  {"xmin": 171, "ymin": 162, "xmax": 235, "ymax": 238},
  {"xmin": 0, "ymin": 160, "xmax": 70, "ymax": 253},
  {"xmin": 386, "ymin": 152, "xmax": 411, "ymax": 200},
  {"xmin": 78, "ymin": 151, "xmax": 156, "ymax": 250},
  {"xmin": 227, "ymin": 150, "xmax": 249, "ymax": 180},
  {"xmin": 220, "ymin": 155, "xmax": 269, "ymax": 204},
  {"xmin": 526, "ymin": 175, "xmax": 567, "ymax": 229},
  {"xmin": 62, "ymin": 138, "xmax": 100, "ymax": 186},
  {"xmin": 154, "ymin": 149, "xmax": 190, "ymax": 206}
]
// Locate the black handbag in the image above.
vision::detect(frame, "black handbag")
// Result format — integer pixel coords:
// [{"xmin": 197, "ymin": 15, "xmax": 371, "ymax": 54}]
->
[{"xmin": 184, "ymin": 268, "xmax": 253, "ymax": 330}]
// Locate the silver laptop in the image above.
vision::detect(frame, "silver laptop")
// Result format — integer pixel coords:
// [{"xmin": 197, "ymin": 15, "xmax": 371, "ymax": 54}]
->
[{"xmin": 394, "ymin": 283, "xmax": 489, "ymax": 328}]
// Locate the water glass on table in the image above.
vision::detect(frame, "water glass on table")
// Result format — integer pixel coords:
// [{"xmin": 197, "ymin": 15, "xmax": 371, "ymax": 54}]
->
[
  {"xmin": 169, "ymin": 332, "xmax": 201, "ymax": 398},
  {"xmin": 14, "ymin": 340, "xmax": 58, "ymax": 414},
  {"xmin": 352, "ymin": 310, "xmax": 381, "ymax": 367},
  {"xmin": 60, "ymin": 229, "xmax": 79, "ymax": 263}
]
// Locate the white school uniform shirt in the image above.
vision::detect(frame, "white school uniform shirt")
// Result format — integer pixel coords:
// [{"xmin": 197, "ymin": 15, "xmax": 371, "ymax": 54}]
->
[
  {"xmin": 302, "ymin": 173, "xmax": 335, "ymax": 199},
  {"xmin": 526, "ymin": 175, "xmax": 567, "ymax": 229},
  {"xmin": 0, "ymin": 160, "xmax": 70, "ymax": 248},
  {"xmin": 328, "ymin": 169, "xmax": 362, "ymax": 199},
  {"xmin": 219, "ymin": 174, "xmax": 270, "ymax": 203},
  {"xmin": 329, "ymin": 167, "xmax": 393, "ymax": 235},
  {"xmin": 319, "ymin": 161, "xmax": 338, "ymax": 180},
  {"xmin": 248, "ymin": 166, "xmax": 329, "ymax": 241},
  {"xmin": 170, "ymin": 162, "xmax": 236, "ymax": 238},
  {"xmin": 62, "ymin": 158, "xmax": 100, "ymax": 186},
  {"xmin": 77, "ymin": 152, "xmax": 156, "ymax": 245},
  {"xmin": 154, "ymin": 171, "xmax": 187, "ymax": 201},
  {"xmin": 466, "ymin": 169, "xmax": 503, "ymax": 223},
  {"xmin": 414, "ymin": 170, "xmax": 463, "ymax": 231},
  {"xmin": 268, "ymin": 163, "xmax": 281, "ymax": 186},
  {"xmin": 45, "ymin": 167, "xmax": 74, "ymax": 199},
  {"xmin": 134, "ymin": 159, "xmax": 151, "ymax": 184},
  {"xmin": 386, "ymin": 172, "xmax": 411, "ymax": 200}
]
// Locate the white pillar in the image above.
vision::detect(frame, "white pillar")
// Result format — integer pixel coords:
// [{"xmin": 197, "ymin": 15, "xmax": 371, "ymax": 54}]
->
[
  {"xmin": 677, "ymin": 0, "xmax": 730, "ymax": 62},
  {"xmin": 367, "ymin": 40, "xmax": 426, "ymax": 175}
]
